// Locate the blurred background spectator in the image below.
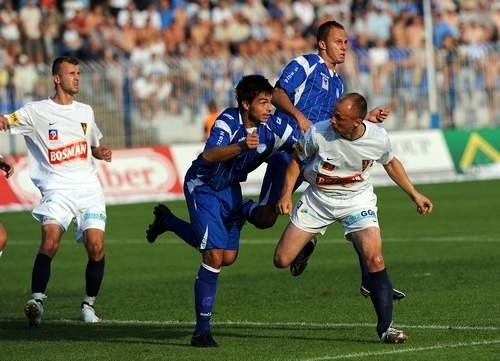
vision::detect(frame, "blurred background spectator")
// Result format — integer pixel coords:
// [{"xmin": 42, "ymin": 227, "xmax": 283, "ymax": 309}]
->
[
  {"xmin": 0, "ymin": 0, "xmax": 497, "ymax": 147},
  {"xmin": 203, "ymin": 99, "xmax": 219, "ymax": 140}
]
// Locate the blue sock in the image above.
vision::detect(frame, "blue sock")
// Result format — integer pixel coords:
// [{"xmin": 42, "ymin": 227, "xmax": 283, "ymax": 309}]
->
[
  {"xmin": 194, "ymin": 264, "xmax": 220, "ymax": 334},
  {"xmin": 368, "ymin": 268, "xmax": 393, "ymax": 337},
  {"xmin": 160, "ymin": 214, "xmax": 199, "ymax": 248}
]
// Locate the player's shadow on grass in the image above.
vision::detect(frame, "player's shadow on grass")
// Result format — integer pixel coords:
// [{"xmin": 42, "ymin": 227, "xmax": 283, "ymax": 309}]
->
[
  {"xmin": 0, "ymin": 320, "xmax": 374, "ymax": 345},
  {"xmin": 215, "ymin": 329, "xmax": 371, "ymax": 344},
  {"xmin": 0, "ymin": 320, "xmax": 194, "ymax": 347}
]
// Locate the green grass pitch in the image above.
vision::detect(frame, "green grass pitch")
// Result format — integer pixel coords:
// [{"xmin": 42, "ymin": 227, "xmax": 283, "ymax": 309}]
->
[{"xmin": 1, "ymin": 179, "xmax": 499, "ymax": 361}]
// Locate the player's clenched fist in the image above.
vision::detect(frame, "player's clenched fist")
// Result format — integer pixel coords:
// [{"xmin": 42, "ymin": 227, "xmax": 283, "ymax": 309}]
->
[
  {"xmin": 244, "ymin": 129, "xmax": 259, "ymax": 150},
  {"xmin": 276, "ymin": 196, "xmax": 293, "ymax": 215},
  {"xmin": 0, "ymin": 115, "xmax": 10, "ymax": 131}
]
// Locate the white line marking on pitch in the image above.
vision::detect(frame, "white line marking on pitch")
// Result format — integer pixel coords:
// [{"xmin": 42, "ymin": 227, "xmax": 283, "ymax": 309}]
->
[
  {"xmin": 5, "ymin": 235, "xmax": 500, "ymax": 246},
  {"xmin": 299, "ymin": 339, "xmax": 500, "ymax": 361},
  {"xmin": 1, "ymin": 319, "xmax": 499, "ymax": 332}
]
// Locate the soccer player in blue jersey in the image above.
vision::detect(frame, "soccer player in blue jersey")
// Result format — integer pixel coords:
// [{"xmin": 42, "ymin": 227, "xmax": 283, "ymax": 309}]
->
[
  {"xmin": 241, "ymin": 20, "xmax": 404, "ymax": 300},
  {"xmin": 146, "ymin": 75, "xmax": 300, "ymax": 347}
]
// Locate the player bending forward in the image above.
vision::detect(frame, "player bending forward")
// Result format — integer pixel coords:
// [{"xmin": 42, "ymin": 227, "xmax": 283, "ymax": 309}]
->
[{"xmin": 274, "ymin": 93, "xmax": 433, "ymax": 343}]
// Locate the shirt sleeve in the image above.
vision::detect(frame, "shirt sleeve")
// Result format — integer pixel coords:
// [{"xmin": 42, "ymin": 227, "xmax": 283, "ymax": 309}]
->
[
  {"xmin": 275, "ymin": 56, "xmax": 308, "ymax": 97},
  {"xmin": 204, "ymin": 118, "xmax": 231, "ymax": 149},
  {"xmin": 5, "ymin": 107, "xmax": 33, "ymax": 135},
  {"xmin": 378, "ymin": 132, "xmax": 394, "ymax": 165},
  {"xmin": 88, "ymin": 108, "xmax": 103, "ymax": 147}
]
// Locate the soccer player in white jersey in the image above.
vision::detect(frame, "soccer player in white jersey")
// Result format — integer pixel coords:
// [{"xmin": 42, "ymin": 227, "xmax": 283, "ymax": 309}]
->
[
  {"xmin": 242, "ymin": 21, "xmax": 404, "ymax": 301},
  {"xmin": 0, "ymin": 155, "xmax": 14, "ymax": 257},
  {"xmin": 274, "ymin": 93, "xmax": 433, "ymax": 343},
  {"xmin": 0, "ymin": 56, "xmax": 112, "ymax": 326}
]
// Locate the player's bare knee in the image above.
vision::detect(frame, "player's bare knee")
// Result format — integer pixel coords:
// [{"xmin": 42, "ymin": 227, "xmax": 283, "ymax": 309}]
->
[
  {"xmin": 202, "ymin": 250, "xmax": 224, "ymax": 269},
  {"xmin": 88, "ymin": 250, "xmax": 104, "ymax": 262},
  {"xmin": 366, "ymin": 254, "xmax": 385, "ymax": 271},
  {"xmin": 86, "ymin": 243, "xmax": 104, "ymax": 261},
  {"xmin": 40, "ymin": 238, "xmax": 61, "ymax": 256},
  {"xmin": 222, "ymin": 252, "xmax": 238, "ymax": 267},
  {"xmin": 273, "ymin": 253, "xmax": 289, "ymax": 268}
]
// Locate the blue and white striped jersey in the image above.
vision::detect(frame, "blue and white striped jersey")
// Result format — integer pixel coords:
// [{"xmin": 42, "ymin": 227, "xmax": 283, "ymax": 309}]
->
[
  {"xmin": 275, "ymin": 53, "xmax": 345, "ymax": 124},
  {"xmin": 186, "ymin": 107, "xmax": 300, "ymax": 190}
]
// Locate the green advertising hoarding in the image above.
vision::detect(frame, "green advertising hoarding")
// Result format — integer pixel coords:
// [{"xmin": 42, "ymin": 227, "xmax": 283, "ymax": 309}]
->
[{"xmin": 443, "ymin": 128, "xmax": 500, "ymax": 175}]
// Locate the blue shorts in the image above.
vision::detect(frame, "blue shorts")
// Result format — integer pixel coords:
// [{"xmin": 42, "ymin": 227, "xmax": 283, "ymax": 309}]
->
[
  {"xmin": 259, "ymin": 151, "xmax": 303, "ymax": 206},
  {"xmin": 184, "ymin": 180, "xmax": 244, "ymax": 251}
]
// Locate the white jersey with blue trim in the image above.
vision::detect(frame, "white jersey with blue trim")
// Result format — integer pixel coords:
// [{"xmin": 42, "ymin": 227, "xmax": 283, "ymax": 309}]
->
[
  {"xmin": 295, "ymin": 120, "xmax": 393, "ymax": 197},
  {"xmin": 186, "ymin": 107, "xmax": 299, "ymax": 191},
  {"xmin": 6, "ymin": 98, "xmax": 103, "ymax": 192},
  {"xmin": 275, "ymin": 53, "xmax": 344, "ymax": 124}
]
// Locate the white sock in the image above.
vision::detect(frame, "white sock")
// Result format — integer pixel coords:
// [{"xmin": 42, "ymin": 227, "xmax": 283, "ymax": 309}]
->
[
  {"xmin": 83, "ymin": 296, "xmax": 96, "ymax": 306},
  {"xmin": 32, "ymin": 293, "xmax": 46, "ymax": 302}
]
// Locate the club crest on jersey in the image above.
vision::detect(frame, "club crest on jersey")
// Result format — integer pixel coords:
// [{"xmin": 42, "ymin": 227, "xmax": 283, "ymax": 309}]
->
[
  {"xmin": 80, "ymin": 122, "xmax": 87, "ymax": 135},
  {"xmin": 321, "ymin": 73, "xmax": 329, "ymax": 90},
  {"xmin": 362, "ymin": 160, "xmax": 374, "ymax": 171},
  {"xmin": 48, "ymin": 129, "xmax": 58, "ymax": 140}
]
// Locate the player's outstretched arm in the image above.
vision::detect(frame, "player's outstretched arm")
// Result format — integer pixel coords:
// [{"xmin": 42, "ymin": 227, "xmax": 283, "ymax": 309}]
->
[{"xmin": 383, "ymin": 157, "xmax": 433, "ymax": 215}]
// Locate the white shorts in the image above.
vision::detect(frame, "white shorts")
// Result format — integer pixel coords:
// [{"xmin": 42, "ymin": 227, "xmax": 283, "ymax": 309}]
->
[
  {"xmin": 32, "ymin": 186, "xmax": 106, "ymax": 243},
  {"xmin": 290, "ymin": 186, "xmax": 379, "ymax": 236}
]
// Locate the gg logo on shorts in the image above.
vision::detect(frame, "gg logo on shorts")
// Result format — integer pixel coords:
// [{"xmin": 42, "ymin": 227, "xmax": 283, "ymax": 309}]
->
[{"xmin": 344, "ymin": 209, "xmax": 376, "ymax": 226}]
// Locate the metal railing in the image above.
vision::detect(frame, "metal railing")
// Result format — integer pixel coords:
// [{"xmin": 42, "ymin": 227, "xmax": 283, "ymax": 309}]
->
[{"xmin": 1, "ymin": 44, "xmax": 498, "ymax": 154}]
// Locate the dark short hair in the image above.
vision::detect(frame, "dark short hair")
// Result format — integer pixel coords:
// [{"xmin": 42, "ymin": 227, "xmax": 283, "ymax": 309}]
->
[
  {"xmin": 235, "ymin": 74, "xmax": 273, "ymax": 108},
  {"xmin": 338, "ymin": 92, "xmax": 368, "ymax": 119},
  {"xmin": 52, "ymin": 56, "xmax": 79, "ymax": 75},
  {"xmin": 317, "ymin": 20, "xmax": 345, "ymax": 43}
]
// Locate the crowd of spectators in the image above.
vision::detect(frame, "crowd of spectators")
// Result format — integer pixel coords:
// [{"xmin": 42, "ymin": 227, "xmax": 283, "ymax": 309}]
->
[{"xmin": 0, "ymin": 0, "xmax": 498, "ymax": 133}]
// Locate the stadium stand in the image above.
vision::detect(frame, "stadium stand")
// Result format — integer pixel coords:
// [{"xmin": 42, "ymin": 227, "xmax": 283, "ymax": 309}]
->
[{"xmin": 0, "ymin": 0, "xmax": 498, "ymax": 147}]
